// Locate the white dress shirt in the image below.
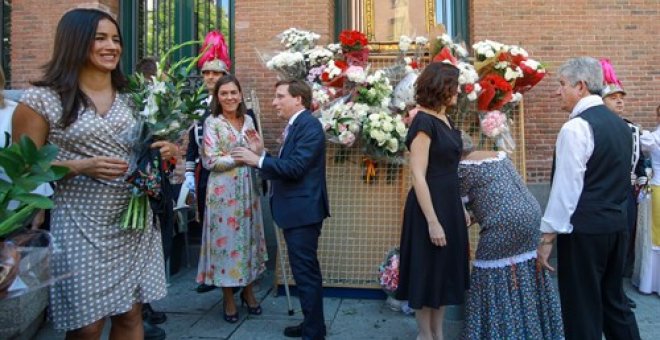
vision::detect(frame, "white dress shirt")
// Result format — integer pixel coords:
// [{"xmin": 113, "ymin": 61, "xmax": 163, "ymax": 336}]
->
[
  {"xmin": 540, "ymin": 95, "xmax": 604, "ymax": 234},
  {"xmin": 258, "ymin": 109, "xmax": 305, "ymax": 168}
]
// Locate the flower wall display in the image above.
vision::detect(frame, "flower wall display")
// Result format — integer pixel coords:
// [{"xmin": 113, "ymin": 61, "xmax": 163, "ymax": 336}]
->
[{"xmin": 263, "ymin": 28, "xmax": 547, "ymax": 163}]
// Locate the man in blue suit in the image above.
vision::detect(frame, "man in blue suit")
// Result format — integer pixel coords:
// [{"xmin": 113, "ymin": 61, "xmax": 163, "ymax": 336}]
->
[{"xmin": 232, "ymin": 79, "xmax": 329, "ymax": 339}]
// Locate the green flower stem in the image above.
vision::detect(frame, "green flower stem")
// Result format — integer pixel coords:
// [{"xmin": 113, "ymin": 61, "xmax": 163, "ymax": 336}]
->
[{"xmin": 0, "ymin": 203, "xmax": 37, "ymax": 236}]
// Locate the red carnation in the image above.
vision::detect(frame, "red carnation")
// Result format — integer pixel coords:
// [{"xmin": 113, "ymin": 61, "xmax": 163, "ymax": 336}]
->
[{"xmin": 478, "ymin": 74, "xmax": 513, "ymax": 111}]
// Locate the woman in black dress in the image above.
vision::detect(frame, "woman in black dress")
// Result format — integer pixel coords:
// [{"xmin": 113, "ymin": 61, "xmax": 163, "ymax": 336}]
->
[{"xmin": 395, "ymin": 62, "xmax": 470, "ymax": 340}]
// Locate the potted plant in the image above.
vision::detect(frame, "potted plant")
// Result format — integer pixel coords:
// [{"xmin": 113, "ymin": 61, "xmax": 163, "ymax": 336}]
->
[{"xmin": 0, "ymin": 134, "xmax": 68, "ymax": 297}]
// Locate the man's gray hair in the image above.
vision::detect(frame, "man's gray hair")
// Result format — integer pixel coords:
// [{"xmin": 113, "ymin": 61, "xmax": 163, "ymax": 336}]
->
[
  {"xmin": 461, "ymin": 131, "xmax": 474, "ymax": 156},
  {"xmin": 557, "ymin": 57, "xmax": 604, "ymax": 95}
]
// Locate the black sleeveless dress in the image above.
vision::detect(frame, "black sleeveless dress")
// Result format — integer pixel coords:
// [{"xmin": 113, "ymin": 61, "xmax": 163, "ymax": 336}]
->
[{"xmin": 395, "ymin": 111, "xmax": 470, "ymax": 309}]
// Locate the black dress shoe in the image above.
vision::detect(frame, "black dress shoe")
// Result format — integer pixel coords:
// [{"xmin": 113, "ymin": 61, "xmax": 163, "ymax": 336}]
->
[
  {"xmin": 627, "ymin": 296, "xmax": 637, "ymax": 309},
  {"xmin": 284, "ymin": 323, "xmax": 303, "ymax": 337},
  {"xmin": 143, "ymin": 321, "xmax": 166, "ymax": 340},
  {"xmin": 195, "ymin": 283, "xmax": 217, "ymax": 293},
  {"xmin": 143, "ymin": 303, "xmax": 167, "ymax": 324}
]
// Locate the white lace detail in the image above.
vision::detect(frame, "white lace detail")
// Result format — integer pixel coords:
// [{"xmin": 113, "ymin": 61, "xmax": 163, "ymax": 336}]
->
[
  {"xmin": 472, "ymin": 250, "xmax": 537, "ymax": 269},
  {"xmin": 459, "ymin": 151, "xmax": 507, "ymax": 165}
]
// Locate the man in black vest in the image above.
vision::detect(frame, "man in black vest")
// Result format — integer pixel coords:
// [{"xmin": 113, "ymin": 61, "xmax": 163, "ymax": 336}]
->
[{"xmin": 536, "ymin": 57, "xmax": 641, "ymax": 340}]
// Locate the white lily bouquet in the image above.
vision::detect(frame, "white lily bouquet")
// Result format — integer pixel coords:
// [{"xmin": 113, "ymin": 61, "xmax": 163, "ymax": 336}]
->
[{"xmin": 122, "ymin": 40, "xmax": 207, "ymax": 231}]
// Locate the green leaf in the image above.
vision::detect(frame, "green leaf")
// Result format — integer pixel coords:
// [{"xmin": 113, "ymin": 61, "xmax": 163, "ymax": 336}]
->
[
  {"xmin": 37, "ymin": 144, "xmax": 60, "ymax": 163},
  {"xmin": 50, "ymin": 165, "xmax": 69, "ymax": 180},
  {"xmin": 17, "ymin": 135, "xmax": 39, "ymax": 164},
  {"xmin": 12, "ymin": 177, "xmax": 41, "ymax": 192},
  {"xmin": 0, "ymin": 179, "xmax": 11, "ymax": 194},
  {"xmin": 0, "ymin": 151, "xmax": 25, "ymax": 179},
  {"xmin": 13, "ymin": 193, "xmax": 54, "ymax": 209}
]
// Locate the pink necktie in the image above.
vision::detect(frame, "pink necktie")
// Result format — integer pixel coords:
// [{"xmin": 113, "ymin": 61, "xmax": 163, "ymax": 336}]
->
[{"xmin": 279, "ymin": 124, "xmax": 291, "ymax": 156}]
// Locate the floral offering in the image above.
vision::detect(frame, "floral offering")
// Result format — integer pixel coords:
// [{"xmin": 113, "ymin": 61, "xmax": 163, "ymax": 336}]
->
[
  {"xmin": 356, "ymin": 70, "xmax": 393, "ymax": 108},
  {"xmin": 266, "ymin": 51, "xmax": 307, "ymax": 80},
  {"xmin": 378, "ymin": 247, "xmax": 400, "ymax": 295},
  {"xmin": 339, "ymin": 30, "xmax": 370, "ymax": 67},
  {"xmin": 479, "ymin": 110, "xmax": 516, "ymax": 154},
  {"xmin": 318, "ymin": 99, "xmax": 364, "ymax": 147},
  {"xmin": 125, "ymin": 40, "xmax": 207, "ymax": 230},
  {"xmin": 361, "ymin": 110, "xmax": 407, "ymax": 160},
  {"xmin": 279, "ymin": 27, "xmax": 321, "ymax": 52}
]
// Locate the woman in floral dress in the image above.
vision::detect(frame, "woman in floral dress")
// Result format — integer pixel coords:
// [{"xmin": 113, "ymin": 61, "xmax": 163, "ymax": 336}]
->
[
  {"xmin": 197, "ymin": 75, "xmax": 267, "ymax": 323},
  {"xmin": 458, "ymin": 134, "xmax": 563, "ymax": 339}
]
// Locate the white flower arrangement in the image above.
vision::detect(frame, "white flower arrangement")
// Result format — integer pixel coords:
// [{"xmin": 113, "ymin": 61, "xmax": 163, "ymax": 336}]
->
[
  {"xmin": 473, "ymin": 40, "xmax": 504, "ymax": 60},
  {"xmin": 279, "ymin": 27, "xmax": 321, "ymax": 52},
  {"xmin": 356, "ymin": 70, "xmax": 393, "ymax": 108},
  {"xmin": 305, "ymin": 46, "xmax": 334, "ymax": 67},
  {"xmin": 318, "ymin": 100, "xmax": 363, "ymax": 147},
  {"xmin": 346, "ymin": 65, "xmax": 367, "ymax": 84},
  {"xmin": 399, "ymin": 35, "xmax": 413, "ymax": 52},
  {"xmin": 414, "ymin": 36, "xmax": 429, "ymax": 46},
  {"xmin": 521, "ymin": 58, "xmax": 545, "ymax": 72},
  {"xmin": 266, "ymin": 51, "xmax": 307, "ymax": 79},
  {"xmin": 361, "ymin": 109, "xmax": 408, "ymax": 158},
  {"xmin": 456, "ymin": 62, "xmax": 481, "ymax": 101},
  {"xmin": 327, "ymin": 43, "xmax": 343, "ymax": 55}
]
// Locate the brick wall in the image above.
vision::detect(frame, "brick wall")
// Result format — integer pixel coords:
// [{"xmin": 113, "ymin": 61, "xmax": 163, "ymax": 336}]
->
[
  {"xmin": 472, "ymin": 0, "xmax": 660, "ymax": 182},
  {"xmin": 234, "ymin": 0, "xmax": 335, "ymax": 150},
  {"xmin": 10, "ymin": 0, "xmax": 118, "ymax": 88}
]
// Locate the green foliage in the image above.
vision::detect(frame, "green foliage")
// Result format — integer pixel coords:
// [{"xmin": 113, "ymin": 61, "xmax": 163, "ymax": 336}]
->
[
  {"xmin": 0, "ymin": 135, "xmax": 68, "ymax": 237},
  {"xmin": 128, "ymin": 40, "xmax": 208, "ymax": 141}
]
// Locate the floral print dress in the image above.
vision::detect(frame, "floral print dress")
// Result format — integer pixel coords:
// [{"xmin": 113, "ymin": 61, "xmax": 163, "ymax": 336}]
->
[
  {"xmin": 196, "ymin": 113, "xmax": 267, "ymax": 287},
  {"xmin": 459, "ymin": 152, "xmax": 563, "ymax": 340}
]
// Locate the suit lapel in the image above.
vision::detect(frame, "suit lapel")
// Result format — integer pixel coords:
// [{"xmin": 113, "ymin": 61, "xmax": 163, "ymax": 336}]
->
[{"xmin": 280, "ymin": 111, "xmax": 307, "ymax": 158}]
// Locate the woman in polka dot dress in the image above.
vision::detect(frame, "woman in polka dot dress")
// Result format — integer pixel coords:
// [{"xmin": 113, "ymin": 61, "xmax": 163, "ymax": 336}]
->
[
  {"xmin": 458, "ymin": 134, "xmax": 563, "ymax": 340},
  {"xmin": 12, "ymin": 8, "xmax": 174, "ymax": 338}
]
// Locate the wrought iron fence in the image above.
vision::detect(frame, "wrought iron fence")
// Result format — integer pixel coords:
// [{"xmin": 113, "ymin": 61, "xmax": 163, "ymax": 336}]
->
[{"xmin": 1, "ymin": 0, "xmax": 11, "ymax": 88}]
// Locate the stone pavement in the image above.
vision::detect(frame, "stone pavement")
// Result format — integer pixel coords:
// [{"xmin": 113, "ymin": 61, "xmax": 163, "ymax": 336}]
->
[{"xmin": 33, "ymin": 263, "xmax": 660, "ymax": 339}]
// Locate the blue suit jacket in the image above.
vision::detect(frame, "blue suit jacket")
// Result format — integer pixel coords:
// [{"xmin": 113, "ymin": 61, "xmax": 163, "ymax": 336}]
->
[{"xmin": 260, "ymin": 110, "xmax": 330, "ymax": 229}]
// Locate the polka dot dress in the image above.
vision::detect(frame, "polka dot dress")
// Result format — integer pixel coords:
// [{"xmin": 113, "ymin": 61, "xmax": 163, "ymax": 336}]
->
[
  {"xmin": 459, "ymin": 152, "xmax": 563, "ymax": 340},
  {"xmin": 21, "ymin": 87, "xmax": 167, "ymax": 331}
]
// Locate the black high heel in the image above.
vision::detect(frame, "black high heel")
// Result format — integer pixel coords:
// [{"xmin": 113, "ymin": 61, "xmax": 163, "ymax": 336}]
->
[
  {"xmin": 223, "ymin": 302, "xmax": 239, "ymax": 323},
  {"xmin": 240, "ymin": 291, "xmax": 262, "ymax": 315}
]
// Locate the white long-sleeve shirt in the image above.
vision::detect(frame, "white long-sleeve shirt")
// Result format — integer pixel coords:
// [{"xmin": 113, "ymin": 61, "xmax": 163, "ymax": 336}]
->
[
  {"xmin": 641, "ymin": 127, "xmax": 660, "ymax": 185},
  {"xmin": 540, "ymin": 95, "xmax": 604, "ymax": 234}
]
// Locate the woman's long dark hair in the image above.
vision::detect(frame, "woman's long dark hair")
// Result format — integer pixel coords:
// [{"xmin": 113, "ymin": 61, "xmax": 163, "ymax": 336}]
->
[
  {"xmin": 32, "ymin": 8, "xmax": 127, "ymax": 128},
  {"xmin": 210, "ymin": 74, "xmax": 247, "ymax": 118}
]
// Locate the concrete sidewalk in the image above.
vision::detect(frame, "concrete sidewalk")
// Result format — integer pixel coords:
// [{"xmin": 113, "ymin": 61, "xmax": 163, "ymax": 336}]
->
[{"xmin": 34, "ymin": 263, "xmax": 660, "ymax": 339}]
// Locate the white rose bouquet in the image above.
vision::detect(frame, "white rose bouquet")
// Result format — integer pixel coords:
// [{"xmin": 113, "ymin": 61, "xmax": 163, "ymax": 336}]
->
[
  {"xmin": 361, "ymin": 109, "xmax": 408, "ymax": 162},
  {"xmin": 266, "ymin": 51, "xmax": 307, "ymax": 80}
]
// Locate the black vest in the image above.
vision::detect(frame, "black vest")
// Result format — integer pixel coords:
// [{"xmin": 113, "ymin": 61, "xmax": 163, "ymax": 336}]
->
[{"xmin": 564, "ymin": 105, "xmax": 632, "ymax": 234}]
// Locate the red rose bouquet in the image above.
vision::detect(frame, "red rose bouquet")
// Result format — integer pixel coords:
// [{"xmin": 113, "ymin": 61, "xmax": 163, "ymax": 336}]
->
[
  {"xmin": 339, "ymin": 30, "xmax": 369, "ymax": 67},
  {"xmin": 478, "ymin": 74, "xmax": 514, "ymax": 112}
]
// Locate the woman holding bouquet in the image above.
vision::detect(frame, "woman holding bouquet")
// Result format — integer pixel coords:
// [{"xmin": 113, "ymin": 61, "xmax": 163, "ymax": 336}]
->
[
  {"xmin": 12, "ymin": 8, "xmax": 176, "ymax": 339},
  {"xmin": 197, "ymin": 74, "xmax": 268, "ymax": 323},
  {"xmin": 458, "ymin": 133, "xmax": 563, "ymax": 339},
  {"xmin": 395, "ymin": 62, "xmax": 470, "ymax": 340}
]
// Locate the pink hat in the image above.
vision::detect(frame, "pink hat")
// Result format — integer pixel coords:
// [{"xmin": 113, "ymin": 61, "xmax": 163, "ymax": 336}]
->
[
  {"xmin": 198, "ymin": 31, "xmax": 231, "ymax": 73},
  {"xmin": 599, "ymin": 58, "xmax": 626, "ymax": 97}
]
